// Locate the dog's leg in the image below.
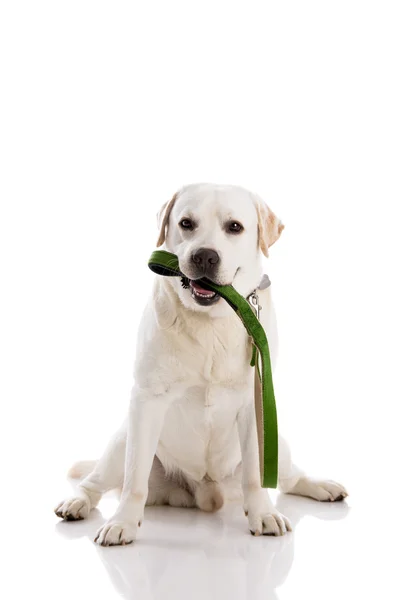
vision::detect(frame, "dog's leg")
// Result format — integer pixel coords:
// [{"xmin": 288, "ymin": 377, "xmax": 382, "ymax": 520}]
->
[
  {"xmin": 54, "ymin": 427, "xmax": 126, "ymax": 521},
  {"xmin": 278, "ymin": 434, "xmax": 348, "ymax": 502},
  {"xmin": 237, "ymin": 402, "xmax": 292, "ymax": 536},
  {"xmin": 94, "ymin": 387, "xmax": 171, "ymax": 546}
]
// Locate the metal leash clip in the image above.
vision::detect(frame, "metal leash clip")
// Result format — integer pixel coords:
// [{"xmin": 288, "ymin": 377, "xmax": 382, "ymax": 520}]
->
[{"xmin": 247, "ymin": 290, "xmax": 262, "ymax": 320}]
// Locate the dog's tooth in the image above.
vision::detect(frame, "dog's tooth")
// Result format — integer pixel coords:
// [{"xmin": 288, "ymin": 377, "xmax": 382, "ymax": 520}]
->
[{"xmin": 192, "ymin": 287, "xmax": 216, "ymax": 300}]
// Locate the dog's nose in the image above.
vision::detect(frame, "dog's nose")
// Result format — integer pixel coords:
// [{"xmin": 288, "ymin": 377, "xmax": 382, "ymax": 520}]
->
[{"xmin": 192, "ymin": 248, "xmax": 220, "ymax": 271}]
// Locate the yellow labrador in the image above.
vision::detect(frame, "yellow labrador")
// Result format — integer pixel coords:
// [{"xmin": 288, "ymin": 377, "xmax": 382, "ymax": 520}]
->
[{"xmin": 55, "ymin": 183, "xmax": 347, "ymax": 545}]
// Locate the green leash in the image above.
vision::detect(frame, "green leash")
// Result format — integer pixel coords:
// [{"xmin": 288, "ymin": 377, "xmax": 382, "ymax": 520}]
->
[{"xmin": 148, "ymin": 250, "xmax": 278, "ymax": 489}]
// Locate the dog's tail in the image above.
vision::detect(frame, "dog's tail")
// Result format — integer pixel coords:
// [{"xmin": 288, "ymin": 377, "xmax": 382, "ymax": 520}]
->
[{"xmin": 67, "ymin": 460, "xmax": 97, "ymax": 480}]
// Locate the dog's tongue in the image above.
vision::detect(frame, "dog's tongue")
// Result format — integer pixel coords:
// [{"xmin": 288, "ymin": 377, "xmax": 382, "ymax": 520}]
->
[{"xmin": 190, "ymin": 280, "xmax": 212, "ymax": 294}]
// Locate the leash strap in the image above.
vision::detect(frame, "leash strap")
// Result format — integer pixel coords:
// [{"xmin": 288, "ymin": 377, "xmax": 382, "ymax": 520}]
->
[{"xmin": 148, "ymin": 250, "xmax": 278, "ymax": 488}]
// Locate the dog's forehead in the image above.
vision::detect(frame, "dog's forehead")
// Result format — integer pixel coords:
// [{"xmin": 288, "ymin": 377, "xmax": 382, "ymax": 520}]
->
[{"xmin": 174, "ymin": 185, "xmax": 256, "ymax": 220}]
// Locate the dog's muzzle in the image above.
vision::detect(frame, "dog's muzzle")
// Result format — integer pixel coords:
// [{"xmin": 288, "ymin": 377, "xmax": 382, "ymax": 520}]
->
[{"xmin": 188, "ymin": 248, "xmax": 222, "ymax": 305}]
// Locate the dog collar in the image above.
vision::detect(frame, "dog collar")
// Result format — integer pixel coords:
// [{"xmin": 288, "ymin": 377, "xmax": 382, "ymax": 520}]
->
[
  {"xmin": 259, "ymin": 274, "xmax": 271, "ymax": 290},
  {"xmin": 148, "ymin": 250, "xmax": 278, "ymax": 489}
]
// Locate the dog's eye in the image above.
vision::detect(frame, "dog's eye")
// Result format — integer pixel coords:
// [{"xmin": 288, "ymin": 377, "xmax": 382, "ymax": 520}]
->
[
  {"xmin": 179, "ymin": 219, "xmax": 194, "ymax": 230},
  {"xmin": 227, "ymin": 221, "xmax": 244, "ymax": 234}
]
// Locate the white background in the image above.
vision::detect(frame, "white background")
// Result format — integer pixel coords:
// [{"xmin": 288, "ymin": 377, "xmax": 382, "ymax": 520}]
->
[{"xmin": 1, "ymin": 1, "xmax": 399, "ymax": 599}]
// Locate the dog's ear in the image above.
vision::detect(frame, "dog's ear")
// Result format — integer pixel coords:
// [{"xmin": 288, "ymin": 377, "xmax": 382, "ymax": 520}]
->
[
  {"xmin": 156, "ymin": 192, "xmax": 178, "ymax": 247},
  {"xmin": 256, "ymin": 199, "xmax": 284, "ymax": 257}
]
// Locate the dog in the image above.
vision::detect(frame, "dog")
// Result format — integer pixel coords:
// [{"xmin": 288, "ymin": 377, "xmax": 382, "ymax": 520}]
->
[{"xmin": 55, "ymin": 183, "xmax": 347, "ymax": 545}]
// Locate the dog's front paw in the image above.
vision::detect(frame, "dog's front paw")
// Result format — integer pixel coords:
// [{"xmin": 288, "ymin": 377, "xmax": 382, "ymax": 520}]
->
[
  {"xmin": 94, "ymin": 520, "xmax": 138, "ymax": 546},
  {"xmin": 54, "ymin": 496, "xmax": 90, "ymax": 521},
  {"xmin": 245, "ymin": 491, "xmax": 292, "ymax": 536},
  {"xmin": 247, "ymin": 509, "xmax": 292, "ymax": 536}
]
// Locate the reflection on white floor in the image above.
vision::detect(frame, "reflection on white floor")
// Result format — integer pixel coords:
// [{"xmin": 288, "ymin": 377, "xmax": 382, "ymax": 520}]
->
[{"xmin": 52, "ymin": 492, "xmax": 350, "ymax": 600}]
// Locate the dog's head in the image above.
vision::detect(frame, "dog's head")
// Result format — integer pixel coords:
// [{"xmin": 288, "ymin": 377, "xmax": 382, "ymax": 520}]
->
[{"xmin": 156, "ymin": 183, "xmax": 284, "ymax": 316}]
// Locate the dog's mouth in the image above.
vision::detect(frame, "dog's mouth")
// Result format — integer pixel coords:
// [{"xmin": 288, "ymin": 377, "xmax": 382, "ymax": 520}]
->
[{"xmin": 181, "ymin": 277, "xmax": 221, "ymax": 306}]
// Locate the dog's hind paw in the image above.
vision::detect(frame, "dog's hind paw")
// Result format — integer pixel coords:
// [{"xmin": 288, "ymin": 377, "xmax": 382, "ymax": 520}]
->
[
  {"xmin": 54, "ymin": 496, "xmax": 91, "ymax": 521},
  {"xmin": 287, "ymin": 477, "xmax": 348, "ymax": 502}
]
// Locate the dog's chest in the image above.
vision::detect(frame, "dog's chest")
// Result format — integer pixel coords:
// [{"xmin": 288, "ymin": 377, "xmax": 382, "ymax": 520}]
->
[
  {"xmin": 159, "ymin": 380, "xmax": 249, "ymax": 481},
  {"xmin": 158, "ymin": 316, "xmax": 253, "ymax": 480},
  {"xmin": 178, "ymin": 315, "xmax": 252, "ymax": 385}
]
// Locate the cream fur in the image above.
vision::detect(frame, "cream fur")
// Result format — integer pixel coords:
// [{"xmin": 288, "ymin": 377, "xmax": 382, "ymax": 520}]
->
[{"xmin": 55, "ymin": 183, "xmax": 347, "ymax": 545}]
